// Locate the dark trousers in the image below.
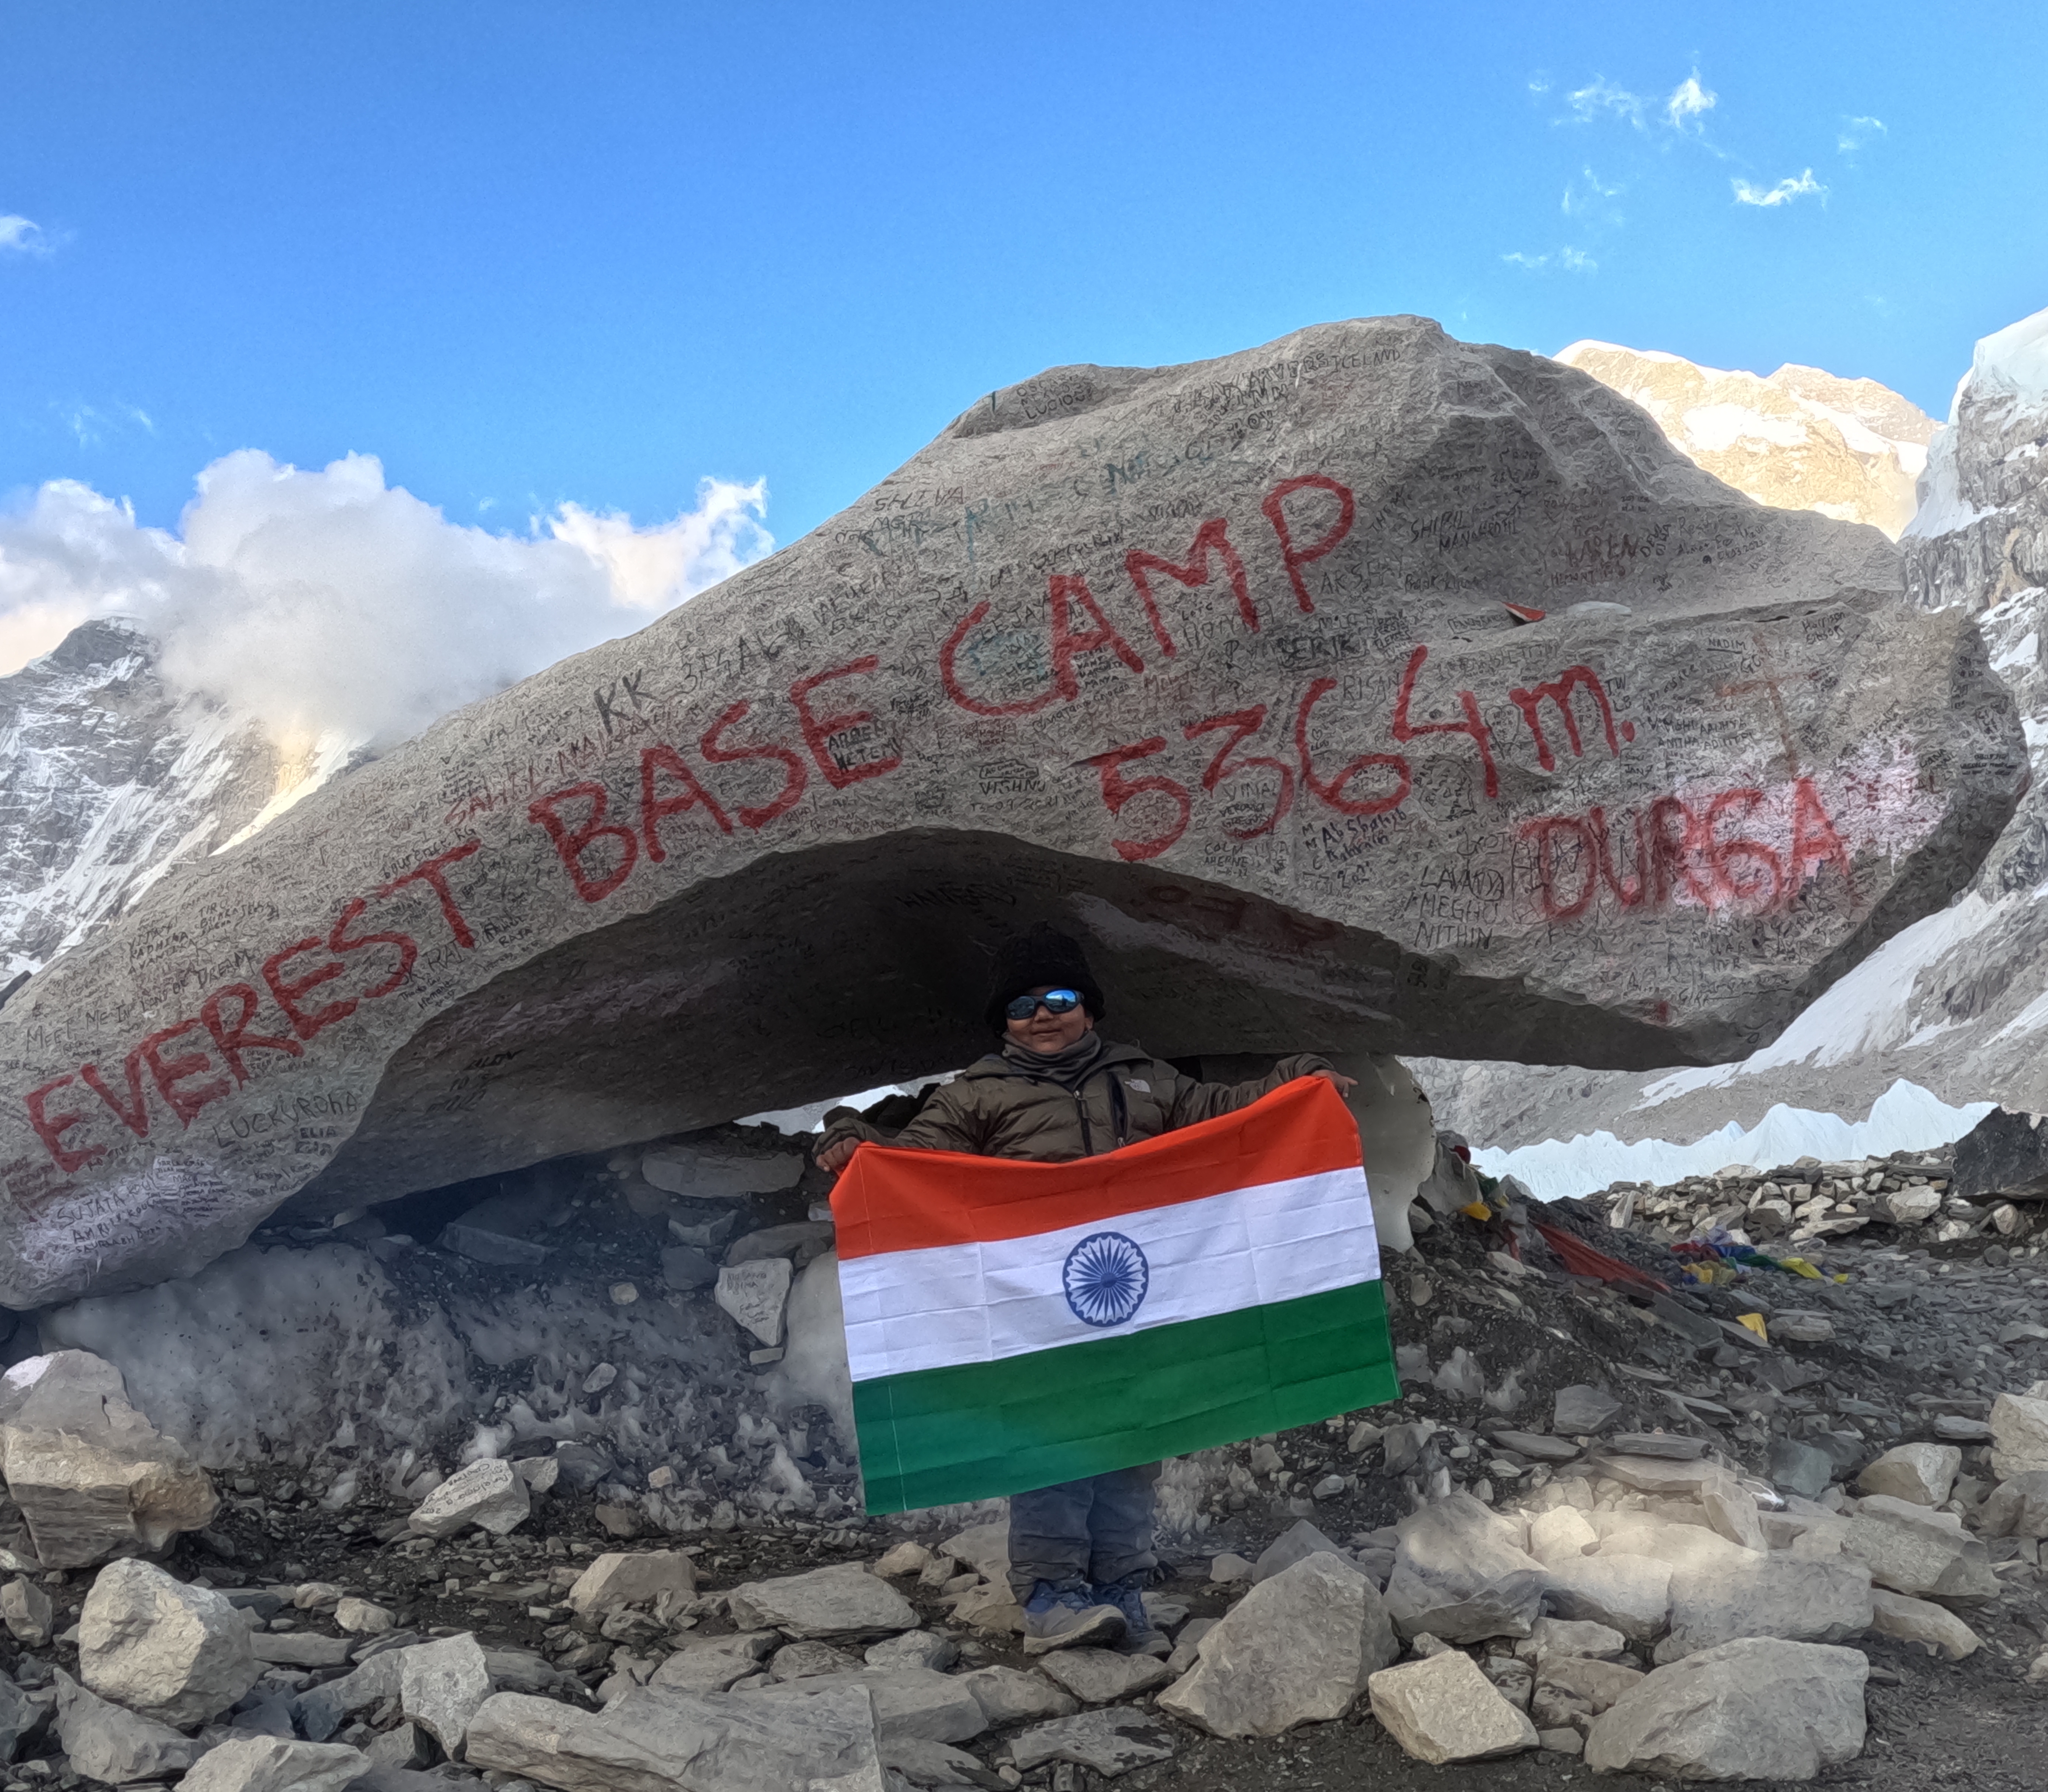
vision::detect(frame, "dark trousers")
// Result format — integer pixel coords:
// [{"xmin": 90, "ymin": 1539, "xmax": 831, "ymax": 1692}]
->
[{"xmin": 1006, "ymin": 1463, "xmax": 1162, "ymax": 1597}]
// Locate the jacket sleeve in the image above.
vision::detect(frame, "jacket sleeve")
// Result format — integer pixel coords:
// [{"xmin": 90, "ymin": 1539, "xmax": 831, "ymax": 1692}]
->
[
  {"xmin": 1163, "ymin": 1053, "xmax": 1337, "ymax": 1130},
  {"xmin": 816, "ymin": 1084, "xmax": 986, "ymax": 1158}
]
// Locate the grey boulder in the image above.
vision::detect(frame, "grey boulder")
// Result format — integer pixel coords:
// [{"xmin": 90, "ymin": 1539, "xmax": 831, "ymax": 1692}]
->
[
  {"xmin": 0, "ymin": 318, "xmax": 2021, "ymax": 1312},
  {"xmin": 179, "ymin": 1738, "xmax": 369, "ymax": 1792},
  {"xmin": 1839, "ymin": 1497, "xmax": 1996, "ymax": 1599},
  {"xmin": 1250, "ymin": 1519, "xmax": 1345, "ymax": 1583},
  {"xmin": 726, "ymin": 1563, "xmax": 917, "ymax": 1639},
  {"xmin": 400, "ymin": 1632, "xmax": 493, "ymax": 1754},
  {"xmin": 1541, "ymin": 1554, "xmax": 1671, "ymax": 1645},
  {"xmin": 1979, "ymin": 1469, "xmax": 2048, "ymax": 1538},
  {"xmin": 1033, "ymin": 1650, "xmax": 1170, "ymax": 1705},
  {"xmin": 1660, "ymin": 1556, "xmax": 1873, "ymax": 1661},
  {"xmin": 1158, "ymin": 1551, "xmax": 1398, "ymax": 1738},
  {"xmin": 647, "ymin": 1632, "xmax": 781, "ymax": 1695},
  {"xmin": 1585, "ymin": 1638, "xmax": 1869, "ymax": 1781},
  {"xmin": 53, "ymin": 1668, "xmax": 201, "ymax": 1784},
  {"xmin": 743, "ymin": 1668, "xmax": 986, "ymax": 1745},
  {"xmin": 954, "ymin": 1666, "xmax": 1076, "ymax": 1728},
  {"xmin": 1367, "ymin": 1650, "xmax": 1539, "ymax": 1764},
  {"xmin": 0, "ymin": 1352, "xmax": 218, "ymax": 1568},
  {"xmin": 1382, "ymin": 1493, "xmax": 1547, "ymax": 1641},
  {"xmin": 1856, "ymin": 1443, "xmax": 1961, "ymax": 1507},
  {"xmin": 78, "ymin": 1557, "xmax": 260, "ymax": 1727},
  {"xmin": 1554, "ymin": 1386, "xmax": 1622, "ymax": 1435},
  {"xmin": 465, "ymin": 1682, "xmax": 885, "ymax": 1792}
]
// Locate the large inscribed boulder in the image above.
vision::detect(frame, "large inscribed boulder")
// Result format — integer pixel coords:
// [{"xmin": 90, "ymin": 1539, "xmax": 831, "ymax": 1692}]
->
[{"xmin": 0, "ymin": 317, "xmax": 2023, "ymax": 1304}]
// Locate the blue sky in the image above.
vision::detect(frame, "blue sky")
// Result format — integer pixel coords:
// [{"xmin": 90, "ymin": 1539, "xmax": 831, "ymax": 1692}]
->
[{"xmin": 4, "ymin": 1, "xmax": 2045, "ymax": 546}]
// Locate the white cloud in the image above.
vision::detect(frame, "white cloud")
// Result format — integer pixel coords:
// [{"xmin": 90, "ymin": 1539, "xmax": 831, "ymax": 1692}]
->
[
  {"xmin": 1565, "ymin": 78, "xmax": 1647, "ymax": 127},
  {"xmin": 1732, "ymin": 168, "xmax": 1827, "ymax": 207},
  {"xmin": 1503, "ymin": 250, "xmax": 1550, "ymax": 270},
  {"xmin": 1838, "ymin": 114, "xmax": 1886, "ymax": 152},
  {"xmin": 1560, "ymin": 247, "xmax": 1597, "ymax": 273},
  {"xmin": 1562, "ymin": 166, "xmax": 1623, "ymax": 216},
  {"xmin": 0, "ymin": 452, "xmax": 773, "ymax": 746},
  {"xmin": 1665, "ymin": 73, "xmax": 1716, "ymax": 130},
  {"xmin": 0, "ymin": 215, "xmax": 50, "ymax": 256}
]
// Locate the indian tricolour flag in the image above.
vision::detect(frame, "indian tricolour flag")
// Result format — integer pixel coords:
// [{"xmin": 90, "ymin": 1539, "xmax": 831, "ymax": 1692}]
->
[{"xmin": 831, "ymin": 1075, "xmax": 1396, "ymax": 1514}]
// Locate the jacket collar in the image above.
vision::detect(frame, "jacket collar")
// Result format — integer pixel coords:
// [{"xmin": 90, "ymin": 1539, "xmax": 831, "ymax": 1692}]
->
[{"xmin": 959, "ymin": 1038, "xmax": 1152, "ymax": 1078}]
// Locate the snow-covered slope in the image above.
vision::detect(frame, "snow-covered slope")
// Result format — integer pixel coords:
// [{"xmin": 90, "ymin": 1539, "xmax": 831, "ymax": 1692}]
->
[
  {"xmin": 1430, "ymin": 307, "xmax": 2048, "ymax": 1193},
  {"xmin": 1554, "ymin": 341, "xmax": 1935, "ymax": 538},
  {"xmin": 0, "ymin": 618, "xmax": 348, "ymax": 982}
]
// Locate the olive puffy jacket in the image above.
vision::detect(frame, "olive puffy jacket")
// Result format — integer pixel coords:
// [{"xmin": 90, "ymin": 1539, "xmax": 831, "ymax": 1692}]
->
[{"xmin": 818, "ymin": 1039, "xmax": 1336, "ymax": 1165}]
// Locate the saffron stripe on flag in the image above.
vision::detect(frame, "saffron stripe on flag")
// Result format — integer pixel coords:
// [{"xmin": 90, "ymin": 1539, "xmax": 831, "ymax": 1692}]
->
[
  {"xmin": 832, "ymin": 1075, "xmax": 1364, "ymax": 1259},
  {"xmin": 838, "ymin": 1166, "xmax": 1377, "ymax": 1382},
  {"xmin": 850, "ymin": 1280, "xmax": 1397, "ymax": 1514}
]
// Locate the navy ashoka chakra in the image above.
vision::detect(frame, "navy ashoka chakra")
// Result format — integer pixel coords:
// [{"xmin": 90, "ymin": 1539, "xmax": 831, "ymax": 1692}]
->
[{"xmin": 1063, "ymin": 1231, "xmax": 1150, "ymax": 1327}]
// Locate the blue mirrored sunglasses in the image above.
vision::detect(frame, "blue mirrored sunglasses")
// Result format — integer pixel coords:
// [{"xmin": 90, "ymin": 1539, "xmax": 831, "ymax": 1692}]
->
[{"xmin": 1005, "ymin": 988, "xmax": 1083, "ymax": 1021}]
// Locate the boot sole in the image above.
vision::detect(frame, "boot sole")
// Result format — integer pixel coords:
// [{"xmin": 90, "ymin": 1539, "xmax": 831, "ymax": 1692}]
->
[{"xmin": 1022, "ymin": 1604, "xmax": 1127, "ymax": 1654}]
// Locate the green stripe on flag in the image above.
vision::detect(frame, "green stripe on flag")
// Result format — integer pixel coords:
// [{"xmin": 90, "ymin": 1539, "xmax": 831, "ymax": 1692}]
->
[{"xmin": 851, "ymin": 1280, "xmax": 1396, "ymax": 1514}]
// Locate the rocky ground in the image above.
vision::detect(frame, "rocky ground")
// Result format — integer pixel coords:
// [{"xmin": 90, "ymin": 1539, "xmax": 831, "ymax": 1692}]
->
[{"xmin": 4, "ymin": 1134, "xmax": 2048, "ymax": 1789}]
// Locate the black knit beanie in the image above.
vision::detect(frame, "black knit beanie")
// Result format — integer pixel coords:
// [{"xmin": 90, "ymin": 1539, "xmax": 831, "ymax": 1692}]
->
[{"xmin": 983, "ymin": 924, "xmax": 1106, "ymax": 1035}]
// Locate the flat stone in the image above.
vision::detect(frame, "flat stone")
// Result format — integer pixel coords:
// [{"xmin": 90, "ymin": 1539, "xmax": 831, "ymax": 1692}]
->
[
  {"xmin": 1774, "ymin": 1312, "xmax": 1837, "ymax": 1343},
  {"xmin": 728, "ymin": 1562, "xmax": 917, "ymax": 1640},
  {"xmin": 1035, "ymin": 1649, "xmax": 1171, "ymax": 1704},
  {"xmin": 1554, "ymin": 1386, "xmax": 1622, "ymax": 1435},
  {"xmin": 567, "ymin": 1550, "xmax": 699, "ymax": 1617},
  {"xmin": 401, "ymin": 1631, "xmax": 492, "ymax": 1754},
  {"xmin": 1868, "ymin": 1588, "xmax": 1981, "ymax": 1660},
  {"xmin": 1840, "ymin": 1497, "xmax": 1997, "ymax": 1599},
  {"xmin": 79, "ymin": 1557, "xmax": 261, "ymax": 1727},
  {"xmin": 53, "ymin": 1668, "xmax": 202, "ymax": 1784},
  {"xmin": 1542, "ymin": 1554, "xmax": 1671, "ymax": 1645},
  {"xmin": 1516, "ymin": 1618, "xmax": 1629, "ymax": 1664},
  {"xmin": 879, "ymin": 1734, "xmax": 1002, "ymax": 1789},
  {"xmin": 639, "ymin": 1145, "xmax": 805, "ymax": 1202},
  {"xmin": 0, "ymin": 1351, "xmax": 218, "ymax": 1567},
  {"xmin": 946, "ymin": 1581, "xmax": 1024, "ymax": 1635},
  {"xmin": 745, "ymin": 1668, "xmax": 986, "ymax": 1745},
  {"xmin": 1252, "ymin": 1518, "xmax": 1345, "ymax": 1583},
  {"xmin": 647, "ymin": 1631, "xmax": 780, "ymax": 1695},
  {"xmin": 1208, "ymin": 1553, "xmax": 1254, "ymax": 1584},
  {"xmin": 1660, "ymin": 1557, "xmax": 1872, "ymax": 1660},
  {"xmin": 1529, "ymin": 1656, "xmax": 1643, "ymax": 1733},
  {"xmin": 1367, "ymin": 1650, "xmax": 1539, "ymax": 1764},
  {"xmin": 1585, "ymin": 1639, "xmax": 1869, "ymax": 1781},
  {"xmin": 863, "ymin": 1631, "xmax": 955, "ymax": 1673},
  {"xmin": 467, "ymin": 1682, "xmax": 884, "ymax": 1792},
  {"xmin": 1008, "ymin": 1707, "xmax": 1178, "ymax": 1778},
  {"xmin": 769, "ymin": 1640, "xmax": 860, "ymax": 1681},
  {"xmin": 715, "ymin": 1260, "xmax": 793, "ymax": 1348},
  {"xmin": 1593, "ymin": 1516, "xmax": 1757, "ymax": 1574},
  {"xmin": 409, "ymin": 1457, "xmax": 530, "ymax": 1539},
  {"xmin": 1491, "ymin": 1430, "xmax": 1582, "ymax": 1462},
  {"xmin": 179, "ymin": 1738, "xmax": 369, "ymax": 1792},
  {"xmin": 956, "ymin": 1665, "xmax": 1077, "ymax": 1728},
  {"xmin": 1158, "ymin": 1552, "xmax": 1398, "ymax": 1739},
  {"xmin": 1608, "ymin": 1433, "xmax": 1709, "ymax": 1461},
  {"xmin": 438, "ymin": 1222, "xmax": 549, "ymax": 1266},
  {"xmin": 1857, "ymin": 1442, "xmax": 1962, "ymax": 1506},
  {"xmin": 252, "ymin": 1632, "xmax": 356, "ymax": 1667},
  {"xmin": 1937, "ymin": 1414, "xmax": 1995, "ymax": 1441}
]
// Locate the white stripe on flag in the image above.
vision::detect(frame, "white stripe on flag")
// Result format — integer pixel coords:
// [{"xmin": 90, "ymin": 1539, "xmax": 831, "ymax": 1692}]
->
[{"xmin": 836, "ymin": 1167, "xmax": 1380, "ymax": 1383}]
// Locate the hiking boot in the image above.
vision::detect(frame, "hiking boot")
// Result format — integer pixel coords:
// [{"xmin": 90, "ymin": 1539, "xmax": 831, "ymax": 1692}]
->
[
  {"xmin": 1020, "ymin": 1579, "xmax": 1127, "ymax": 1654},
  {"xmin": 1092, "ymin": 1573, "xmax": 1170, "ymax": 1656}
]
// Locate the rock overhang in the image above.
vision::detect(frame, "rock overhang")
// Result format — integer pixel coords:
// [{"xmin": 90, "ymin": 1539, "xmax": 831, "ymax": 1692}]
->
[{"xmin": 0, "ymin": 314, "xmax": 2025, "ymax": 1305}]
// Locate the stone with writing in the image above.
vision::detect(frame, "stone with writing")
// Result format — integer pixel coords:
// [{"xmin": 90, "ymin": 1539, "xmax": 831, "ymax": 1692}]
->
[{"xmin": 0, "ymin": 316, "xmax": 2023, "ymax": 1305}]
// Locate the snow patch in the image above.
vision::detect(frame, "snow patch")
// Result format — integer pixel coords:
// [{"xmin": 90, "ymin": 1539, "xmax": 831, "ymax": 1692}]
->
[
  {"xmin": 1681, "ymin": 403, "xmax": 1809, "ymax": 452},
  {"xmin": 1476, "ymin": 1078, "xmax": 1993, "ymax": 1203}
]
